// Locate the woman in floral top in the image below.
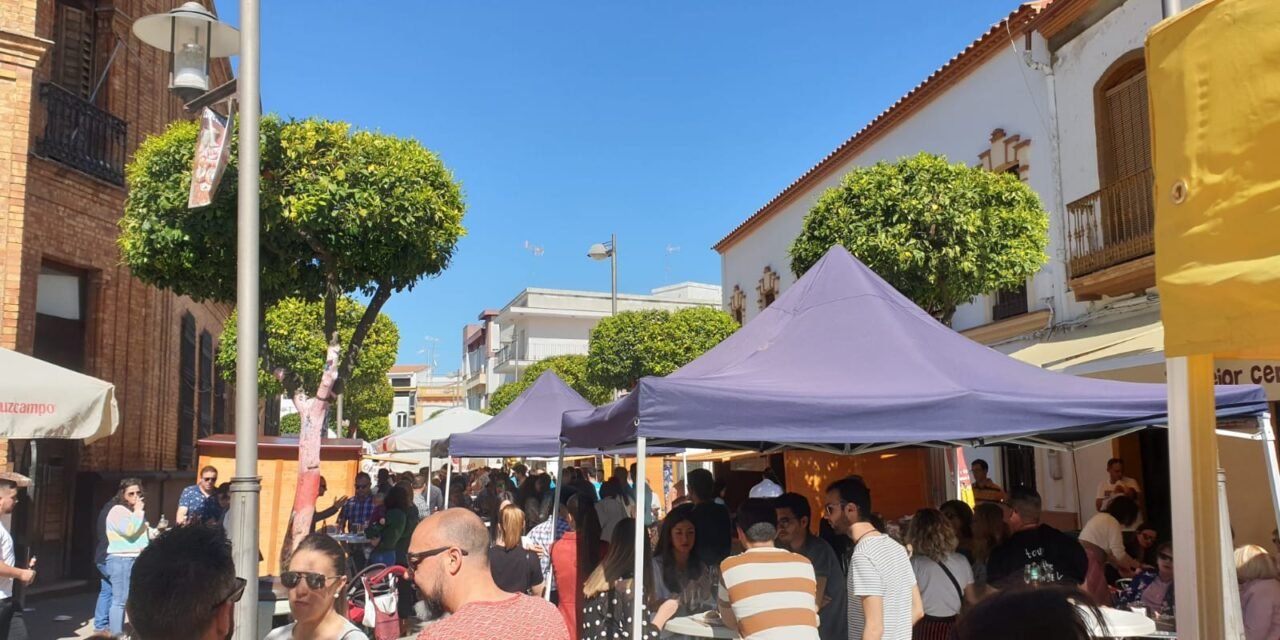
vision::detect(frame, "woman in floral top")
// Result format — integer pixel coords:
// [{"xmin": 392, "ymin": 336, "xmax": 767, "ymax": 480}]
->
[
  {"xmin": 1118, "ymin": 542, "xmax": 1174, "ymax": 613},
  {"xmin": 580, "ymin": 518, "xmax": 679, "ymax": 640}
]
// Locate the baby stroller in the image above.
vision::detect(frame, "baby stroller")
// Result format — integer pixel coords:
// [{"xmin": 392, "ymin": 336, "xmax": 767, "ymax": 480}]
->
[{"xmin": 347, "ymin": 563, "xmax": 411, "ymax": 640}]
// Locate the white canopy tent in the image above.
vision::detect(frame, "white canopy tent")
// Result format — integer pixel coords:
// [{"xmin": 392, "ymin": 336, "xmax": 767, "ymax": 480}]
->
[
  {"xmin": 0, "ymin": 347, "xmax": 118, "ymax": 444},
  {"xmin": 367, "ymin": 406, "xmax": 490, "ymax": 473}
]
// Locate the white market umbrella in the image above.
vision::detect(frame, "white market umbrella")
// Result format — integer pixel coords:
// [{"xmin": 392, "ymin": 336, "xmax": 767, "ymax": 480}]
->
[
  {"xmin": 369, "ymin": 407, "xmax": 490, "ymax": 472},
  {"xmin": 0, "ymin": 348, "xmax": 118, "ymax": 444}
]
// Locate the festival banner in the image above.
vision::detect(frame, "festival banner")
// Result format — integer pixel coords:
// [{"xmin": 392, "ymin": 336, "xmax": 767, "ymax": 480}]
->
[{"xmin": 188, "ymin": 103, "xmax": 235, "ymax": 208}]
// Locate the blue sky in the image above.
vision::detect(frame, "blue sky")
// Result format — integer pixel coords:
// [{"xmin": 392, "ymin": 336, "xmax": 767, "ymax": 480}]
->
[{"xmin": 213, "ymin": 1, "xmax": 1026, "ymax": 370}]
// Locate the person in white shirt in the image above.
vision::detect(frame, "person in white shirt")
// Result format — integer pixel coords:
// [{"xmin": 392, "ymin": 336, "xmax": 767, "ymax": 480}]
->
[
  {"xmin": 1095, "ymin": 458, "xmax": 1141, "ymax": 512},
  {"xmin": 1078, "ymin": 495, "xmax": 1142, "ymax": 604},
  {"xmin": 905, "ymin": 508, "xmax": 974, "ymax": 638},
  {"xmin": 0, "ymin": 477, "xmax": 35, "ymax": 639},
  {"xmin": 748, "ymin": 468, "xmax": 784, "ymax": 499}
]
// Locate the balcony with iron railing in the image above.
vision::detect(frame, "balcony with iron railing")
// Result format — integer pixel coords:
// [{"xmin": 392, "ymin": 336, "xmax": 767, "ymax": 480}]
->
[
  {"xmin": 494, "ymin": 340, "xmax": 590, "ymax": 371},
  {"xmin": 1064, "ymin": 168, "xmax": 1156, "ymax": 299},
  {"xmin": 34, "ymin": 83, "xmax": 128, "ymax": 186}
]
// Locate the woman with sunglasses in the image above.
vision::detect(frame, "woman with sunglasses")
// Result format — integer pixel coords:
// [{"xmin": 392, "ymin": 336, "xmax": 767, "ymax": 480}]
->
[
  {"xmin": 266, "ymin": 533, "xmax": 368, "ymax": 640},
  {"xmin": 1117, "ymin": 542, "xmax": 1174, "ymax": 614},
  {"xmin": 105, "ymin": 478, "xmax": 157, "ymax": 635}
]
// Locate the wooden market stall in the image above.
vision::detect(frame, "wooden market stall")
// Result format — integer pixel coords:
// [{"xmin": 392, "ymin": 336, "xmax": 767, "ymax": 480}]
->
[{"xmin": 197, "ymin": 434, "xmax": 363, "ymax": 575}]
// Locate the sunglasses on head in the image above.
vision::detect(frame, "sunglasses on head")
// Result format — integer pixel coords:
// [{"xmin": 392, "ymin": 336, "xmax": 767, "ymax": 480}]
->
[
  {"xmin": 215, "ymin": 577, "xmax": 247, "ymax": 609},
  {"xmin": 281, "ymin": 571, "xmax": 341, "ymax": 590}
]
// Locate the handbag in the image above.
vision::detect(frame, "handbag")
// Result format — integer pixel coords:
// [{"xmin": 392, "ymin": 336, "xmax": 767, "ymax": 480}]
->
[{"xmin": 362, "ymin": 572, "xmax": 401, "ymax": 640}]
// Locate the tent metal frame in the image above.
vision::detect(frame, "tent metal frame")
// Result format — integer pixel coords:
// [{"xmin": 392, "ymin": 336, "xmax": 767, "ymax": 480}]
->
[{"xmin": 581, "ymin": 411, "xmax": 1280, "ymax": 640}]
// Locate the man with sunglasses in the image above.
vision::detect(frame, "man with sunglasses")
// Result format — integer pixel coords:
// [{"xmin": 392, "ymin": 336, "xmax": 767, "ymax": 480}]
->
[
  {"xmin": 128, "ymin": 525, "xmax": 243, "ymax": 640},
  {"xmin": 409, "ymin": 509, "xmax": 568, "ymax": 640},
  {"xmin": 177, "ymin": 465, "xmax": 220, "ymax": 526},
  {"xmin": 339, "ymin": 472, "xmax": 376, "ymax": 533}
]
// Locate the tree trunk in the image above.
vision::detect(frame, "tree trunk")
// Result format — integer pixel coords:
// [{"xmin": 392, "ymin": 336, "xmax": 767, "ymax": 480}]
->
[{"xmin": 284, "ymin": 338, "xmax": 340, "ymax": 561}]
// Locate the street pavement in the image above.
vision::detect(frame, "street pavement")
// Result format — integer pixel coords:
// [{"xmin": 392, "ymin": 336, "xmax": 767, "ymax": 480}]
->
[{"xmin": 25, "ymin": 590, "xmax": 97, "ymax": 639}]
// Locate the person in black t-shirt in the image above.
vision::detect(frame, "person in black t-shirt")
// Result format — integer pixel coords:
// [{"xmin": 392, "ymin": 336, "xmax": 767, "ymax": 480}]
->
[
  {"xmin": 685, "ymin": 469, "xmax": 732, "ymax": 566},
  {"xmin": 986, "ymin": 487, "xmax": 1087, "ymax": 589},
  {"xmin": 489, "ymin": 505, "xmax": 545, "ymax": 596}
]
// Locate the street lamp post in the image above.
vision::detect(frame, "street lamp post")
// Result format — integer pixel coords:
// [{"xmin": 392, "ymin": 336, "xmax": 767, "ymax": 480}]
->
[
  {"xmin": 134, "ymin": 3, "xmax": 261, "ymax": 639},
  {"xmin": 587, "ymin": 233, "xmax": 617, "ymax": 315}
]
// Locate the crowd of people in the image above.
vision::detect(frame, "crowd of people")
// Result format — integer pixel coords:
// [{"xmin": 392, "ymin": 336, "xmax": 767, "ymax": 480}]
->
[{"xmin": 8, "ymin": 455, "xmax": 1280, "ymax": 640}]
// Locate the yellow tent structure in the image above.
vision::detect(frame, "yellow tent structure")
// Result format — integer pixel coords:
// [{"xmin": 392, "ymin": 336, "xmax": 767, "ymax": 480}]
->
[{"xmin": 1149, "ymin": 0, "xmax": 1280, "ymax": 636}]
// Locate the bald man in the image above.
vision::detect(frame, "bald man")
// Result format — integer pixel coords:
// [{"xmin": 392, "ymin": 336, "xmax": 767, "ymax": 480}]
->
[{"xmin": 410, "ymin": 508, "xmax": 568, "ymax": 640}]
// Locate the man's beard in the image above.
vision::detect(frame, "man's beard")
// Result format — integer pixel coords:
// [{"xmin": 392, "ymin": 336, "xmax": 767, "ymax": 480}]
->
[{"xmin": 421, "ymin": 581, "xmax": 447, "ymax": 619}]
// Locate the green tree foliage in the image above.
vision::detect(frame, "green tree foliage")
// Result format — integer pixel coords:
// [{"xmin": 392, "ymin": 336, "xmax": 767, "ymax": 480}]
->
[
  {"xmin": 122, "ymin": 117, "xmax": 465, "ymax": 395},
  {"xmin": 486, "ymin": 354, "xmax": 611, "ymax": 415},
  {"xmin": 788, "ymin": 153, "xmax": 1048, "ymax": 325},
  {"xmin": 587, "ymin": 307, "xmax": 739, "ymax": 391},
  {"xmin": 218, "ymin": 297, "xmax": 398, "ymax": 440}
]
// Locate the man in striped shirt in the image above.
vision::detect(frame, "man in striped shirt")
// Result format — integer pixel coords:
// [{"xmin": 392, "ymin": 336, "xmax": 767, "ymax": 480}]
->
[{"xmin": 719, "ymin": 499, "xmax": 820, "ymax": 640}]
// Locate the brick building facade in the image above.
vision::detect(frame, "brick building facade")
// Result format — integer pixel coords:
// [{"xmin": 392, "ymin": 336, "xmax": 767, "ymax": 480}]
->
[{"xmin": 1, "ymin": 0, "xmax": 236, "ymax": 582}]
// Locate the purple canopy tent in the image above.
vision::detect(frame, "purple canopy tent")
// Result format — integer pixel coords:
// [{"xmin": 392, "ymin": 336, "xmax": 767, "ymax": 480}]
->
[
  {"xmin": 562, "ymin": 245, "xmax": 1266, "ymax": 453},
  {"xmin": 560, "ymin": 245, "xmax": 1269, "ymax": 639}
]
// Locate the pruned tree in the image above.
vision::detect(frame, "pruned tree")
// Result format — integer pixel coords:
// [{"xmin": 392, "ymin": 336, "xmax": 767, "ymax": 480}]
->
[
  {"xmin": 789, "ymin": 152, "xmax": 1047, "ymax": 325},
  {"xmin": 587, "ymin": 307, "xmax": 738, "ymax": 391},
  {"xmin": 121, "ymin": 116, "xmax": 465, "ymax": 555},
  {"xmin": 486, "ymin": 354, "xmax": 611, "ymax": 415},
  {"xmin": 218, "ymin": 297, "xmax": 398, "ymax": 441}
]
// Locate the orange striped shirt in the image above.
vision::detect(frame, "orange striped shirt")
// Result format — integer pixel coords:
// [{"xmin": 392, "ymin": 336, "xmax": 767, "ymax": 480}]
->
[{"xmin": 718, "ymin": 547, "xmax": 820, "ymax": 640}]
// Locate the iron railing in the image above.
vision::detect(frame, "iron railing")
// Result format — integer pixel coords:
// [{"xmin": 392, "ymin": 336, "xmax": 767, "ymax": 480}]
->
[
  {"xmin": 35, "ymin": 82, "xmax": 127, "ymax": 185},
  {"xmin": 496, "ymin": 341, "xmax": 589, "ymax": 365},
  {"xmin": 1065, "ymin": 167, "xmax": 1155, "ymax": 279},
  {"xmin": 992, "ymin": 283, "xmax": 1029, "ymax": 321}
]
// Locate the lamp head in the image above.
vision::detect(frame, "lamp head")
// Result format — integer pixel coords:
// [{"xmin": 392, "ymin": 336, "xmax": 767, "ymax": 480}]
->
[
  {"xmin": 132, "ymin": 2, "xmax": 239, "ymax": 101},
  {"xmin": 587, "ymin": 243, "xmax": 612, "ymax": 261}
]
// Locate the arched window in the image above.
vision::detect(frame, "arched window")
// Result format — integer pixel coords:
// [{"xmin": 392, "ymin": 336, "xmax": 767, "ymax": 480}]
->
[
  {"xmin": 729, "ymin": 285, "xmax": 746, "ymax": 324},
  {"xmin": 1094, "ymin": 51, "xmax": 1153, "ymax": 246},
  {"xmin": 757, "ymin": 267, "xmax": 780, "ymax": 311}
]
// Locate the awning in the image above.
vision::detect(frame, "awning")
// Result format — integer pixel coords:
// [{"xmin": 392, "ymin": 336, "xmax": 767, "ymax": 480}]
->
[
  {"xmin": 1004, "ymin": 312, "xmax": 1162, "ymax": 369},
  {"xmin": 0, "ymin": 348, "xmax": 118, "ymax": 444}
]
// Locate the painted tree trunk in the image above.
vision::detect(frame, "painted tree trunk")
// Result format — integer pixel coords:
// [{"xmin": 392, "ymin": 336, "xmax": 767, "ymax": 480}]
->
[{"xmin": 285, "ymin": 342, "xmax": 341, "ymax": 561}]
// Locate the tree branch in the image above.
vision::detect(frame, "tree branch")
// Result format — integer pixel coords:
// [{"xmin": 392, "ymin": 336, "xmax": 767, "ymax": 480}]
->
[{"xmin": 336, "ymin": 282, "xmax": 392, "ymax": 386}]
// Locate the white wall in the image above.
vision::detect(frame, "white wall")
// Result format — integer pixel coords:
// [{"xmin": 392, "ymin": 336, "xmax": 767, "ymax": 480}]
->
[
  {"xmin": 720, "ymin": 33, "xmax": 1077, "ymax": 332},
  {"xmin": 1052, "ymin": 0, "xmax": 1161, "ymax": 211}
]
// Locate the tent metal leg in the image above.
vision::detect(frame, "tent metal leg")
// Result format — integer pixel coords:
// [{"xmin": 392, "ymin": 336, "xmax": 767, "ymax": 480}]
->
[
  {"xmin": 547, "ymin": 443, "xmax": 565, "ymax": 602},
  {"xmin": 1218, "ymin": 465, "xmax": 1245, "ymax": 637},
  {"xmin": 1259, "ymin": 413, "xmax": 1280, "ymax": 546},
  {"xmin": 633, "ymin": 437, "xmax": 648, "ymax": 640},
  {"xmin": 681, "ymin": 450, "xmax": 689, "ymax": 502},
  {"xmin": 444, "ymin": 460, "xmax": 452, "ymax": 507}
]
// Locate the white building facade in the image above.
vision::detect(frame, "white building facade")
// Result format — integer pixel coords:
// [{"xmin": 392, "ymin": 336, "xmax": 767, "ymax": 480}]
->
[
  {"xmin": 714, "ymin": 0, "xmax": 1277, "ymax": 544},
  {"xmin": 462, "ymin": 282, "xmax": 721, "ymax": 409}
]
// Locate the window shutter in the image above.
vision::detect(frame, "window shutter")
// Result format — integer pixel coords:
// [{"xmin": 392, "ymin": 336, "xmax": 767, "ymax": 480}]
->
[
  {"xmin": 53, "ymin": 3, "xmax": 96, "ymax": 99},
  {"xmin": 178, "ymin": 314, "xmax": 197, "ymax": 469},
  {"xmin": 198, "ymin": 330, "xmax": 214, "ymax": 440},
  {"xmin": 1101, "ymin": 70, "xmax": 1151, "ymax": 183}
]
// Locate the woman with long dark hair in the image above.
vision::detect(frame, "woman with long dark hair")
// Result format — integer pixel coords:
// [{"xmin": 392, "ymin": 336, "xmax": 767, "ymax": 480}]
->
[
  {"xmin": 552, "ymin": 492, "xmax": 603, "ymax": 640},
  {"xmin": 266, "ymin": 533, "xmax": 366, "ymax": 639},
  {"xmin": 907, "ymin": 508, "xmax": 975, "ymax": 640},
  {"xmin": 580, "ymin": 518, "xmax": 678, "ymax": 640},
  {"xmin": 653, "ymin": 504, "xmax": 717, "ymax": 616},
  {"xmin": 969, "ymin": 502, "xmax": 1008, "ymax": 603},
  {"xmin": 518, "ymin": 475, "xmax": 554, "ymax": 530},
  {"xmin": 105, "ymin": 478, "xmax": 155, "ymax": 635}
]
